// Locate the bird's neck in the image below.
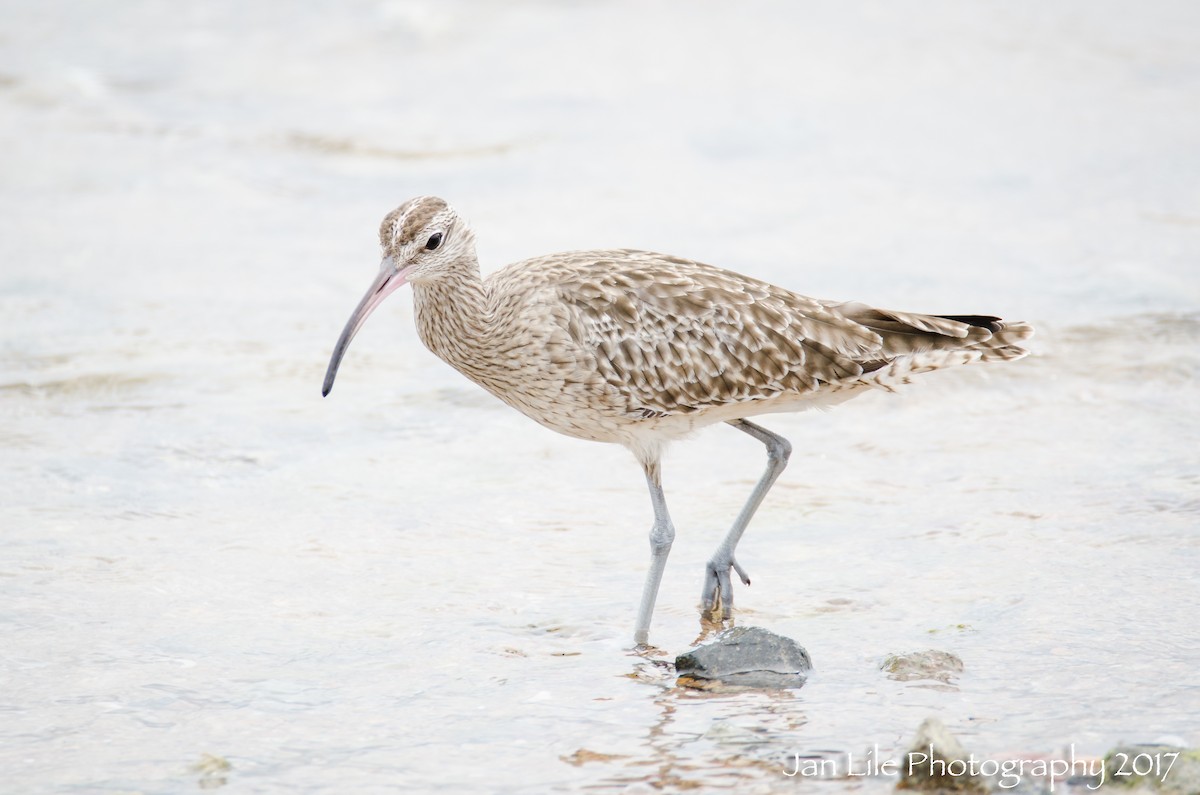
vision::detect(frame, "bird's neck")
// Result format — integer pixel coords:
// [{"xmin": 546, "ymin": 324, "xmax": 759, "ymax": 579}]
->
[{"xmin": 410, "ymin": 255, "xmax": 495, "ymax": 374}]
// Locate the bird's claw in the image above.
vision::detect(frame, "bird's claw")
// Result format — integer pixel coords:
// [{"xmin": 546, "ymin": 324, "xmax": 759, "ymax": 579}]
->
[
  {"xmin": 701, "ymin": 556, "xmax": 750, "ymax": 619},
  {"xmin": 732, "ymin": 559, "xmax": 751, "ymax": 586}
]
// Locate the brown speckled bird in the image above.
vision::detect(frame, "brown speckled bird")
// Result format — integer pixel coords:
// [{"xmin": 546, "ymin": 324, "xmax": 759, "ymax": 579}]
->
[{"xmin": 323, "ymin": 196, "xmax": 1032, "ymax": 646}]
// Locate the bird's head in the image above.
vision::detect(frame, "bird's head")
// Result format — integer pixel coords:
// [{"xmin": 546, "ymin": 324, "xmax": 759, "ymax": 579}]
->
[
  {"xmin": 377, "ymin": 196, "xmax": 475, "ymax": 283},
  {"xmin": 322, "ymin": 196, "xmax": 472, "ymax": 397}
]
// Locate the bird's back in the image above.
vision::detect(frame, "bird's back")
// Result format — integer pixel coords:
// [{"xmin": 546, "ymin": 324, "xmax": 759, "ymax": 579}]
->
[{"xmin": 477, "ymin": 249, "xmax": 1030, "ymax": 442}]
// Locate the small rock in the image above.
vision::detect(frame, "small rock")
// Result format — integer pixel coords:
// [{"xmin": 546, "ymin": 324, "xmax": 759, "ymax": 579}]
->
[
  {"xmin": 882, "ymin": 650, "xmax": 964, "ymax": 683},
  {"xmin": 1102, "ymin": 744, "xmax": 1200, "ymax": 794},
  {"xmin": 191, "ymin": 753, "xmax": 231, "ymax": 790},
  {"xmin": 897, "ymin": 717, "xmax": 986, "ymax": 793},
  {"xmin": 674, "ymin": 626, "xmax": 812, "ymax": 688},
  {"xmin": 701, "ymin": 719, "xmax": 773, "ymax": 746}
]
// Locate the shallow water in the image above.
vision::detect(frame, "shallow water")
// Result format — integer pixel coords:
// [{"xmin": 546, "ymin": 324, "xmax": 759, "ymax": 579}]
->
[{"xmin": 2, "ymin": 1, "xmax": 1199, "ymax": 792}]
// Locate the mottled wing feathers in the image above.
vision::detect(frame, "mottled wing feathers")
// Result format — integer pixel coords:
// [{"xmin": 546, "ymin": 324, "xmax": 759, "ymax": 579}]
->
[
  {"xmin": 528, "ymin": 250, "xmax": 877, "ymax": 415},
  {"xmin": 494, "ymin": 249, "xmax": 1031, "ymax": 418}
]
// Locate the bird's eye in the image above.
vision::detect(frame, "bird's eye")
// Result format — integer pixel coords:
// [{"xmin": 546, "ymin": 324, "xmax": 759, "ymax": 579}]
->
[{"xmin": 425, "ymin": 232, "xmax": 443, "ymax": 251}]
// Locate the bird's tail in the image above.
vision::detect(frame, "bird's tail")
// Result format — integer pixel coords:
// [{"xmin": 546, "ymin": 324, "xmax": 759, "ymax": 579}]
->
[
  {"xmin": 924, "ymin": 314, "xmax": 1035, "ymax": 363},
  {"xmin": 825, "ymin": 303, "xmax": 1034, "ymax": 391}
]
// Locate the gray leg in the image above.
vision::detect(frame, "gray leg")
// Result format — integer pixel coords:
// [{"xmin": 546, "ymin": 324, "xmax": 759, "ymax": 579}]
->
[
  {"xmin": 634, "ymin": 459, "xmax": 675, "ymax": 646},
  {"xmin": 701, "ymin": 419, "xmax": 793, "ymax": 618}
]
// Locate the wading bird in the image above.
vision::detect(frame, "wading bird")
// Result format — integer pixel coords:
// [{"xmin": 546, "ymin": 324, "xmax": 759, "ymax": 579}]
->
[{"xmin": 322, "ymin": 197, "xmax": 1031, "ymax": 646}]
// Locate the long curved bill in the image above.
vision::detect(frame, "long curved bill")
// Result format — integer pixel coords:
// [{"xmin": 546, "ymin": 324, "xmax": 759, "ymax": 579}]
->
[{"xmin": 322, "ymin": 257, "xmax": 410, "ymax": 396}]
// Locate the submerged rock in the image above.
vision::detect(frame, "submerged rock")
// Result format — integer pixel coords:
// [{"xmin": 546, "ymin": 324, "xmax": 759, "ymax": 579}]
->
[
  {"xmin": 883, "ymin": 650, "xmax": 965, "ymax": 683},
  {"xmin": 674, "ymin": 626, "xmax": 812, "ymax": 688},
  {"xmin": 897, "ymin": 717, "xmax": 986, "ymax": 793},
  {"xmin": 1102, "ymin": 743, "xmax": 1200, "ymax": 793},
  {"xmin": 191, "ymin": 753, "xmax": 231, "ymax": 791}
]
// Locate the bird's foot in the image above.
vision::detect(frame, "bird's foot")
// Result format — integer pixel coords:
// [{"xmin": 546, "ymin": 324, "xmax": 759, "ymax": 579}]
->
[{"xmin": 701, "ymin": 555, "xmax": 751, "ymax": 620}]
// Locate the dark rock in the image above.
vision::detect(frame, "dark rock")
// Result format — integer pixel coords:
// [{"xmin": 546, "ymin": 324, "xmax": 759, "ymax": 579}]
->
[{"xmin": 674, "ymin": 626, "xmax": 812, "ymax": 688}]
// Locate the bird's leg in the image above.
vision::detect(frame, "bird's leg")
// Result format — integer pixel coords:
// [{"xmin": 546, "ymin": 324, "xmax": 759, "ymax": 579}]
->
[
  {"xmin": 701, "ymin": 419, "xmax": 792, "ymax": 619},
  {"xmin": 634, "ymin": 458, "xmax": 675, "ymax": 647}
]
